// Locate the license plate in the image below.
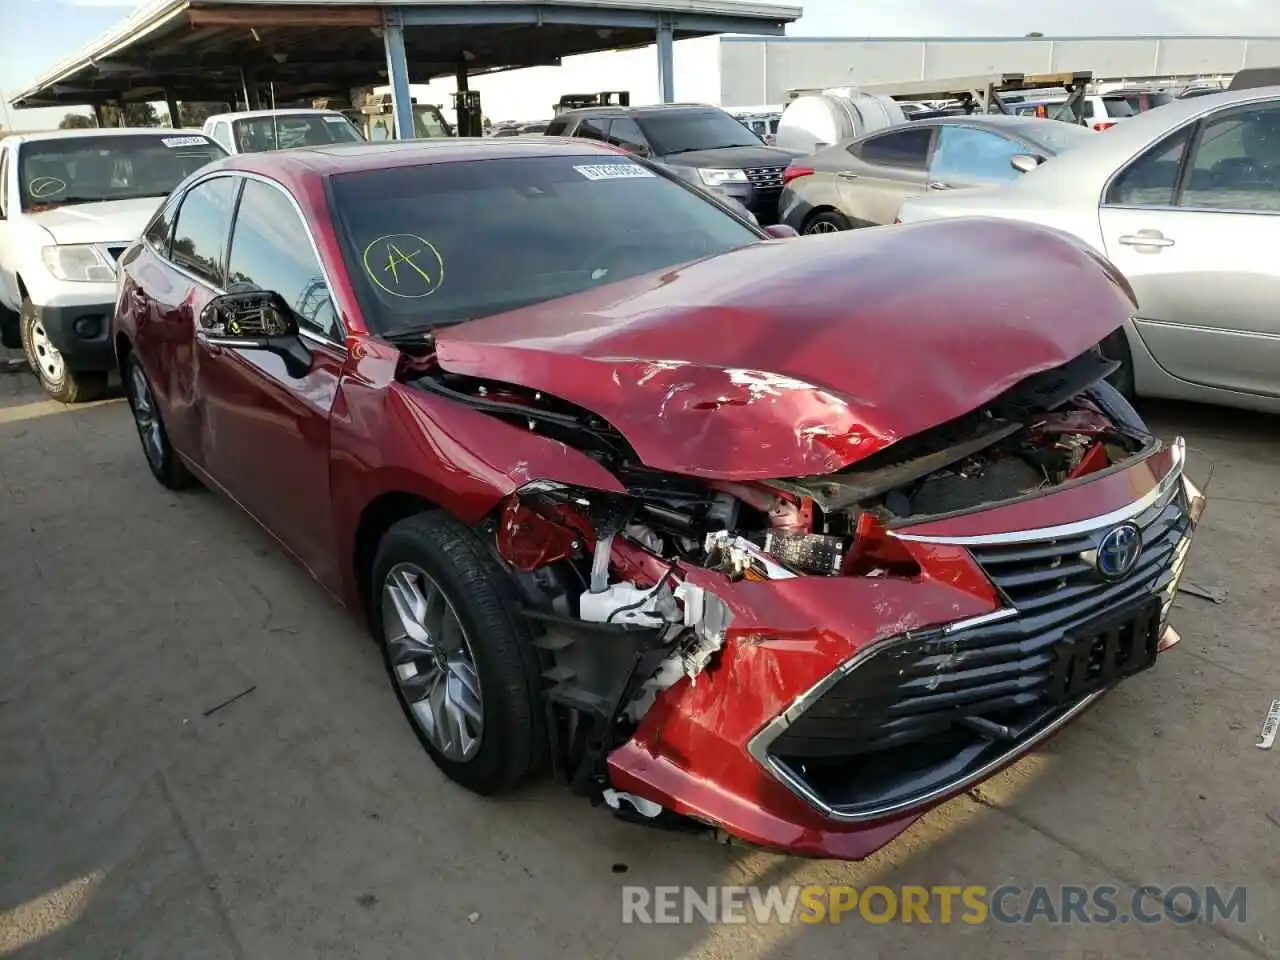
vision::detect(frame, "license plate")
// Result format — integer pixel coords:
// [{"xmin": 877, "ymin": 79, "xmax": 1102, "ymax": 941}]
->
[{"xmin": 1045, "ymin": 598, "xmax": 1162, "ymax": 704}]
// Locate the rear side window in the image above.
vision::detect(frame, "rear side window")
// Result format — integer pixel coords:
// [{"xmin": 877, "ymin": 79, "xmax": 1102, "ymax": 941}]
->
[
  {"xmin": 1180, "ymin": 103, "xmax": 1280, "ymax": 212},
  {"xmin": 1101, "ymin": 97, "xmax": 1137, "ymax": 118},
  {"xmin": 605, "ymin": 117, "xmax": 648, "ymax": 153},
  {"xmin": 170, "ymin": 176, "xmax": 239, "ymax": 286},
  {"xmin": 544, "ymin": 117, "xmax": 571, "ymax": 136},
  {"xmin": 1106, "ymin": 126, "xmax": 1193, "ymax": 206},
  {"xmin": 855, "ymin": 127, "xmax": 933, "ymax": 169}
]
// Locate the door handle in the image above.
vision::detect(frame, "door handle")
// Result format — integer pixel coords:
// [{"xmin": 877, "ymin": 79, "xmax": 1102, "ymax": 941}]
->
[
  {"xmin": 837, "ymin": 171, "xmax": 859, "ymax": 180},
  {"xmin": 1117, "ymin": 231, "xmax": 1175, "ymax": 249},
  {"xmin": 927, "ymin": 180, "xmax": 953, "ymax": 191}
]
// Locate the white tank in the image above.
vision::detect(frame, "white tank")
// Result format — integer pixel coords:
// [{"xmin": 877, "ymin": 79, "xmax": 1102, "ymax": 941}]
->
[{"xmin": 775, "ymin": 92, "xmax": 906, "ymax": 155}]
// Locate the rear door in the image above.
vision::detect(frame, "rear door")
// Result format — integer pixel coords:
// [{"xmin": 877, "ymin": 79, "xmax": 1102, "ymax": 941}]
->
[
  {"xmin": 841, "ymin": 126, "xmax": 935, "ymax": 225},
  {"xmin": 1099, "ymin": 100, "xmax": 1280, "ymax": 397},
  {"xmin": 131, "ymin": 174, "xmax": 240, "ymax": 464},
  {"xmin": 193, "ymin": 175, "xmax": 344, "ymax": 582}
]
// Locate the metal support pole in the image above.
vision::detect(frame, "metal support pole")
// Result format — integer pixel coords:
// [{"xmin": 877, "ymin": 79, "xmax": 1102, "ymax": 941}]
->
[
  {"xmin": 165, "ymin": 92, "xmax": 181, "ymax": 128},
  {"xmin": 455, "ymin": 60, "xmax": 469, "ymax": 93},
  {"xmin": 383, "ymin": 14, "xmax": 415, "ymax": 140},
  {"xmin": 656, "ymin": 15, "xmax": 675, "ymax": 104}
]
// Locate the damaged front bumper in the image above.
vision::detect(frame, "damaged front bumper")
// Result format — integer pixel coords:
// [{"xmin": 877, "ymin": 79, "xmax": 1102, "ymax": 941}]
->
[{"xmin": 606, "ymin": 440, "xmax": 1204, "ymax": 859}]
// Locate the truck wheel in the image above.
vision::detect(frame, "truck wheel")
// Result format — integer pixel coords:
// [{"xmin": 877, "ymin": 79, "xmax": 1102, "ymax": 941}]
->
[
  {"xmin": 371, "ymin": 511, "xmax": 545, "ymax": 795},
  {"xmin": 19, "ymin": 299, "xmax": 107, "ymax": 403},
  {"xmin": 124, "ymin": 353, "xmax": 194, "ymax": 490},
  {"xmin": 803, "ymin": 210, "xmax": 852, "ymax": 234}
]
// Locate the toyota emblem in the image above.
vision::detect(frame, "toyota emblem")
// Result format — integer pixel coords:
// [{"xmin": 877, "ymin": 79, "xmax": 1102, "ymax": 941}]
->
[{"xmin": 1095, "ymin": 522, "xmax": 1142, "ymax": 581}]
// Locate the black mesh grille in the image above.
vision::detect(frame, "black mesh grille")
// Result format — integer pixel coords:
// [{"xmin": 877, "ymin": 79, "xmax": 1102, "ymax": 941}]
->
[{"xmin": 764, "ymin": 482, "xmax": 1192, "ymax": 815}]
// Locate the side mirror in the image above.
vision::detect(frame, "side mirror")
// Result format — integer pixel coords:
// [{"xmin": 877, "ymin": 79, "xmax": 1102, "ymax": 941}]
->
[
  {"xmin": 764, "ymin": 224, "xmax": 799, "ymax": 239},
  {"xmin": 1010, "ymin": 154, "xmax": 1045, "ymax": 174},
  {"xmin": 199, "ymin": 290, "xmax": 311, "ymax": 376}
]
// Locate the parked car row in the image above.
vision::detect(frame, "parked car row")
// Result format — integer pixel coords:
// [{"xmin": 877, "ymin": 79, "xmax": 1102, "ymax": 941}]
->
[{"xmin": 0, "ymin": 120, "xmax": 1205, "ymax": 860}]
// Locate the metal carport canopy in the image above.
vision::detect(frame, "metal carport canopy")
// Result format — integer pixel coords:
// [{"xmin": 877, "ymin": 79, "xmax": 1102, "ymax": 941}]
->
[{"xmin": 7, "ymin": 0, "xmax": 801, "ymax": 121}]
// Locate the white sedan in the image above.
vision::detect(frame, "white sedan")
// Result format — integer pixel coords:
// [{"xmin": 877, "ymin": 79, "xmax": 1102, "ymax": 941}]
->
[{"xmin": 897, "ymin": 86, "xmax": 1280, "ymax": 415}]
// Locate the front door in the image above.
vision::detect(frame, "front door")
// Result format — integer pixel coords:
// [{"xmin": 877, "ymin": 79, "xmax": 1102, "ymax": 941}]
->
[
  {"xmin": 1099, "ymin": 101, "xmax": 1280, "ymax": 397},
  {"xmin": 193, "ymin": 176, "xmax": 345, "ymax": 586}
]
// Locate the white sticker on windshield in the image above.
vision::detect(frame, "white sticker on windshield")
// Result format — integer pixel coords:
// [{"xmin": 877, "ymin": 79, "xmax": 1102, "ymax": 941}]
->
[
  {"xmin": 162, "ymin": 135, "xmax": 209, "ymax": 148},
  {"xmin": 324, "ymin": 116, "xmax": 349, "ymax": 124},
  {"xmin": 573, "ymin": 163, "xmax": 655, "ymax": 181}
]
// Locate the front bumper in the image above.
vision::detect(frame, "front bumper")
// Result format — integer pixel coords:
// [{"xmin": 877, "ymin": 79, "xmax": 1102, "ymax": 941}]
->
[
  {"xmin": 38, "ymin": 300, "xmax": 116, "ymax": 372},
  {"xmin": 608, "ymin": 440, "xmax": 1203, "ymax": 858}
]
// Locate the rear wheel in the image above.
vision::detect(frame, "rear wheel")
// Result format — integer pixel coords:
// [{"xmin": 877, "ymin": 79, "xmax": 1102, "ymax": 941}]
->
[
  {"xmin": 19, "ymin": 299, "xmax": 107, "ymax": 403},
  {"xmin": 803, "ymin": 210, "xmax": 852, "ymax": 234},
  {"xmin": 372, "ymin": 511, "xmax": 545, "ymax": 795},
  {"xmin": 124, "ymin": 353, "xmax": 193, "ymax": 490}
]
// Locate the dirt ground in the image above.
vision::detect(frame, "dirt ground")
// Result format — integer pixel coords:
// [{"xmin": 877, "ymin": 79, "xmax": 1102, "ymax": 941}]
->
[{"xmin": 1, "ymin": 356, "xmax": 1277, "ymax": 960}]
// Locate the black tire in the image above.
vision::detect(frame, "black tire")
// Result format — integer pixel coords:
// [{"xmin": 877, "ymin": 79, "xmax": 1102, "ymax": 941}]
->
[
  {"xmin": 123, "ymin": 352, "xmax": 194, "ymax": 490},
  {"xmin": 371, "ymin": 511, "xmax": 545, "ymax": 795},
  {"xmin": 0, "ymin": 305, "xmax": 19, "ymax": 350},
  {"xmin": 1100, "ymin": 330, "xmax": 1136, "ymax": 400},
  {"xmin": 802, "ymin": 210, "xmax": 853, "ymax": 234},
  {"xmin": 19, "ymin": 298, "xmax": 107, "ymax": 403}
]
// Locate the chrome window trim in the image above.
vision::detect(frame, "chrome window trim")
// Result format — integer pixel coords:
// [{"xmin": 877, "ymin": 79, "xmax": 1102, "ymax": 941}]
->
[
  {"xmin": 154, "ymin": 169, "xmax": 347, "ymax": 351},
  {"xmin": 891, "ymin": 437, "xmax": 1185, "ymax": 546}
]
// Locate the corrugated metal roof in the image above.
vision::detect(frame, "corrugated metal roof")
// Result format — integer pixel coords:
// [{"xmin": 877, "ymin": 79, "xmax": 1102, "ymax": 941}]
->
[{"xmin": 12, "ymin": 0, "xmax": 801, "ymax": 107}]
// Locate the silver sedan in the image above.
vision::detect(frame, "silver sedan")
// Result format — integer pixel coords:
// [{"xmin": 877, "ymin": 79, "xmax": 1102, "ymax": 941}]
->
[
  {"xmin": 779, "ymin": 115, "xmax": 1094, "ymax": 233},
  {"xmin": 898, "ymin": 87, "xmax": 1280, "ymax": 415}
]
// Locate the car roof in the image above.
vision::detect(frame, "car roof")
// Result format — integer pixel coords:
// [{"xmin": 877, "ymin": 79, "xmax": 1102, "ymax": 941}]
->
[
  {"xmin": 204, "ymin": 109, "xmax": 349, "ymax": 124},
  {"xmin": 207, "ymin": 135, "xmax": 629, "ymax": 181},
  {"xmin": 8, "ymin": 127, "xmax": 209, "ymax": 144}
]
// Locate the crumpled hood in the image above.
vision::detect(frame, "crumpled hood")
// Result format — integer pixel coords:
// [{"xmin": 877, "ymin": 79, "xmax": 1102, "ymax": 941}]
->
[
  {"xmin": 434, "ymin": 217, "xmax": 1137, "ymax": 482},
  {"xmin": 28, "ymin": 196, "xmax": 163, "ymax": 246}
]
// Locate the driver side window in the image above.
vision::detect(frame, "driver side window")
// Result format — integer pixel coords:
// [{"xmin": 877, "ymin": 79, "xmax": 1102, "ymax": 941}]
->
[
  {"xmin": 1105, "ymin": 126, "xmax": 1193, "ymax": 207},
  {"xmin": 225, "ymin": 179, "xmax": 340, "ymax": 340},
  {"xmin": 929, "ymin": 126, "xmax": 1023, "ymax": 183},
  {"xmin": 1178, "ymin": 104, "xmax": 1280, "ymax": 212}
]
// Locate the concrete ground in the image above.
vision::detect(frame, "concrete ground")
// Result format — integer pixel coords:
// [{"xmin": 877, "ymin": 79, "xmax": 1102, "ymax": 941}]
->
[{"xmin": 1, "ymin": 353, "xmax": 1276, "ymax": 960}]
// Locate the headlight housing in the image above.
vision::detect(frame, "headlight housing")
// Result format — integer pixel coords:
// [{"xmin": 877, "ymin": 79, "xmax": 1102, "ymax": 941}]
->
[
  {"xmin": 697, "ymin": 168, "xmax": 748, "ymax": 187},
  {"xmin": 41, "ymin": 244, "xmax": 115, "ymax": 283}
]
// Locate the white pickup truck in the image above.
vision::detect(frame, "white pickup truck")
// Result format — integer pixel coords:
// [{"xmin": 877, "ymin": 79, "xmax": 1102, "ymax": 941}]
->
[{"xmin": 0, "ymin": 128, "xmax": 225, "ymax": 401}]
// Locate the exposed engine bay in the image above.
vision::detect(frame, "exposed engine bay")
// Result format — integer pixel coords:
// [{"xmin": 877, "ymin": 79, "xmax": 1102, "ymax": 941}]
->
[{"xmin": 404, "ymin": 344, "xmax": 1155, "ymax": 818}]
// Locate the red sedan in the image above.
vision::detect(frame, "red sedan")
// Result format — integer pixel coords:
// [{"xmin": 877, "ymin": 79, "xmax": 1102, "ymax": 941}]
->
[{"xmin": 113, "ymin": 138, "xmax": 1204, "ymax": 859}]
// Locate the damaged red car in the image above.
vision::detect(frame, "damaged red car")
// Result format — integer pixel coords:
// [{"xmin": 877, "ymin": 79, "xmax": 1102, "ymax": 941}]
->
[{"xmin": 114, "ymin": 139, "xmax": 1205, "ymax": 859}]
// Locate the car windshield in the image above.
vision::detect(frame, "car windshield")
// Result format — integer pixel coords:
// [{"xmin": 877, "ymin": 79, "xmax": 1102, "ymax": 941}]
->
[
  {"xmin": 1005, "ymin": 119, "xmax": 1094, "ymax": 155},
  {"xmin": 329, "ymin": 155, "xmax": 762, "ymax": 336},
  {"xmin": 637, "ymin": 111, "xmax": 763, "ymax": 153},
  {"xmin": 17, "ymin": 134, "xmax": 225, "ymax": 210},
  {"xmin": 232, "ymin": 114, "xmax": 363, "ymax": 152},
  {"xmin": 414, "ymin": 108, "xmax": 452, "ymax": 138}
]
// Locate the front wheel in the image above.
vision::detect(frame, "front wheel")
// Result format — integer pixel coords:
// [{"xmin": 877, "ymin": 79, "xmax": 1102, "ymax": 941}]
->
[
  {"xmin": 371, "ymin": 511, "xmax": 545, "ymax": 795},
  {"xmin": 802, "ymin": 210, "xmax": 852, "ymax": 234},
  {"xmin": 19, "ymin": 299, "xmax": 107, "ymax": 403}
]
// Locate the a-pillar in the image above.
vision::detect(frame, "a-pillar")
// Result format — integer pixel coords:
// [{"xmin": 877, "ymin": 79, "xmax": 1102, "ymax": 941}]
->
[
  {"xmin": 382, "ymin": 12, "xmax": 414, "ymax": 140},
  {"xmin": 656, "ymin": 15, "xmax": 675, "ymax": 103}
]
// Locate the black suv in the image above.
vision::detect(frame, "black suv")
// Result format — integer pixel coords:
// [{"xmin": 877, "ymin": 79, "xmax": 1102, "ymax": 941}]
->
[{"xmin": 544, "ymin": 104, "xmax": 800, "ymax": 223}]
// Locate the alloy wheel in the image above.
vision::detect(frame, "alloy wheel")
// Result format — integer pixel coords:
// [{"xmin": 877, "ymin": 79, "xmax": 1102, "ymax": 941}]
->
[
  {"xmin": 381, "ymin": 562, "xmax": 484, "ymax": 762},
  {"xmin": 127, "ymin": 362, "xmax": 165, "ymax": 471},
  {"xmin": 805, "ymin": 220, "xmax": 841, "ymax": 234}
]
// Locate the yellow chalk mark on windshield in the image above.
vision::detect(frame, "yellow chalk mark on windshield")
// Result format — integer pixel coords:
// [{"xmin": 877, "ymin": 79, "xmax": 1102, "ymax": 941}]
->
[{"xmin": 362, "ymin": 233, "xmax": 444, "ymax": 299}]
